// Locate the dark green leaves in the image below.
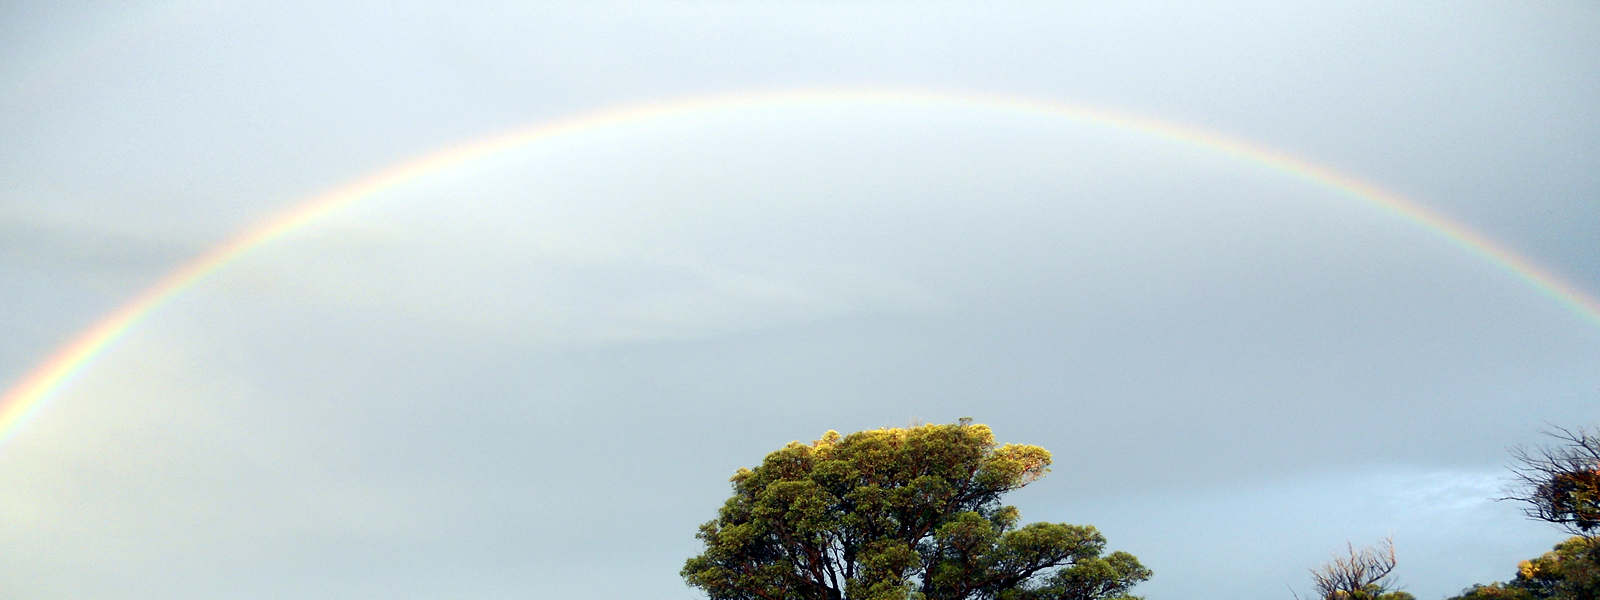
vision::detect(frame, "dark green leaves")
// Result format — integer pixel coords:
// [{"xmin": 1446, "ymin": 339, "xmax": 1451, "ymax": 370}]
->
[{"xmin": 682, "ymin": 421, "xmax": 1149, "ymax": 600}]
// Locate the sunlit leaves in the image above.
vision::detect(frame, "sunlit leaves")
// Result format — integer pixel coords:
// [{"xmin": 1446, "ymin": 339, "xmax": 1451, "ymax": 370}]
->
[
  {"xmin": 1444, "ymin": 535, "xmax": 1599, "ymax": 600},
  {"xmin": 681, "ymin": 421, "xmax": 1149, "ymax": 599}
]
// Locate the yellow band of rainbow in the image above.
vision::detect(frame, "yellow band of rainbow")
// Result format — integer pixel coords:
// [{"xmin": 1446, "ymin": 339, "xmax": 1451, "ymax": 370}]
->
[{"xmin": 4, "ymin": 88, "xmax": 1596, "ymax": 444}]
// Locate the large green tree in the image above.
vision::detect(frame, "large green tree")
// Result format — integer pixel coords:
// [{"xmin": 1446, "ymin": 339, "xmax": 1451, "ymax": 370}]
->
[{"xmin": 681, "ymin": 421, "xmax": 1149, "ymax": 600}]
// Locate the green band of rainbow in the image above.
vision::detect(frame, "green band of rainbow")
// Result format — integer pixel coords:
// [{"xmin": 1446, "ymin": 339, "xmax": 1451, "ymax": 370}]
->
[{"xmin": 4, "ymin": 88, "xmax": 1597, "ymax": 444}]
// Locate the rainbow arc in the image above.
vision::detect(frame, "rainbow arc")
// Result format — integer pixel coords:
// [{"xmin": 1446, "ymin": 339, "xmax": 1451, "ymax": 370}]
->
[{"xmin": 3, "ymin": 88, "xmax": 1597, "ymax": 444}]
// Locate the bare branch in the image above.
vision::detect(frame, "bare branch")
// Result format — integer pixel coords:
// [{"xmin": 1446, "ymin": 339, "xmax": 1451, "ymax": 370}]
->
[
  {"xmin": 1306, "ymin": 538, "xmax": 1398, "ymax": 600},
  {"xmin": 1500, "ymin": 425, "xmax": 1600, "ymax": 537}
]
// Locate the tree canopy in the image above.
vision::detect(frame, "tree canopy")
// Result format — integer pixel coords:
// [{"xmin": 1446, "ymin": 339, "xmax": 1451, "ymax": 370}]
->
[
  {"xmin": 681, "ymin": 420, "xmax": 1150, "ymax": 600},
  {"xmin": 1445, "ymin": 536, "xmax": 1600, "ymax": 600},
  {"xmin": 1505, "ymin": 426, "xmax": 1600, "ymax": 537},
  {"xmin": 1441, "ymin": 424, "xmax": 1600, "ymax": 600}
]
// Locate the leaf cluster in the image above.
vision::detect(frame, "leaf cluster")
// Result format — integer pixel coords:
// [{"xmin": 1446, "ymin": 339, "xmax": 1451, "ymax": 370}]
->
[
  {"xmin": 682, "ymin": 422, "xmax": 1148, "ymax": 600},
  {"xmin": 1446, "ymin": 536, "xmax": 1600, "ymax": 600},
  {"xmin": 1504, "ymin": 426, "xmax": 1600, "ymax": 536}
]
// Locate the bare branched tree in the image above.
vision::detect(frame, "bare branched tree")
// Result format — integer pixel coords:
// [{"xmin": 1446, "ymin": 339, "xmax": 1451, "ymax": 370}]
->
[
  {"xmin": 1299, "ymin": 538, "xmax": 1402, "ymax": 600},
  {"xmin": 1502, "ymin": 425, "xmax": 1600, "ymax": 538}
]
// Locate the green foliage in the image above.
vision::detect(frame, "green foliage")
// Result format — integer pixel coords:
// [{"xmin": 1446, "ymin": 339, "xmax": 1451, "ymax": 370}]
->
[
  {"xmin": 1446, "ymin": 536, "xmax": 1600, "ymax": 600},
  {"xmin": 1507, "ymin": 426, "xmax": 1600, "ymax": 537},
  {"xmin": 1445, "ymin": 584, "xmax": 1537, "ymax": 600},
  {"xmin": 1323, "ymin": 586, "xmax": 1414, "ymax": 600},
  {"xmin": 682, "ymin": 421, "xmax": 1149, "ymax": 600}
]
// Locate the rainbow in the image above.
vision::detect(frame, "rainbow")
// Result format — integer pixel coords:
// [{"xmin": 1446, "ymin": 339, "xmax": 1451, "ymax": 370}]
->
[{"xmin": 3, "ymin": 87, "xmax": 1598, "ymax": 444}]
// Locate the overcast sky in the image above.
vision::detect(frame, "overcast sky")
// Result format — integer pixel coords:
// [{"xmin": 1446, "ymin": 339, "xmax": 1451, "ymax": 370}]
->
[{"xmin": 3, "ymin": 2, "xmax": 1599, "ymax": 598}]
